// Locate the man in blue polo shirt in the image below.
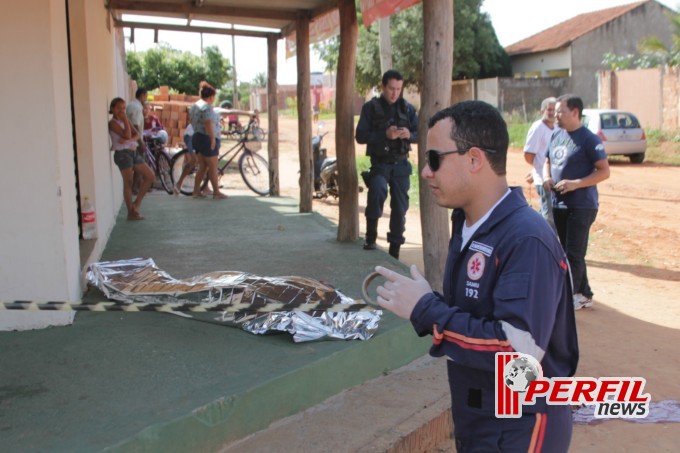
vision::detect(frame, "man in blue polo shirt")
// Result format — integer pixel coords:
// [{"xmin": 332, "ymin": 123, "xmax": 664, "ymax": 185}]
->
[{"xmin": 543, "ymin": 94, "xmax": 610, "ymax": 310}]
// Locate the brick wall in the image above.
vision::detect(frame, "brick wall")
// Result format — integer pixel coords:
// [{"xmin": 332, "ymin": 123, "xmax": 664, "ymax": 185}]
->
[
  {"xmin": 662, "ymin": 66, "xmax": 680, "ymax": 131},
  {"xmin": 148, "ymin": 86, "xmax": 200, "ymax": 147},
  {"xmin": 497, "ymin": 77, "xmax": 571, "ymax": 115},
  {"xmin": 450, "ymin": 77, "xmax": 570, "ymax": 117},
  {"xmin": 598, "ymin": 67, "xmax": 679, "ymax": 131}
]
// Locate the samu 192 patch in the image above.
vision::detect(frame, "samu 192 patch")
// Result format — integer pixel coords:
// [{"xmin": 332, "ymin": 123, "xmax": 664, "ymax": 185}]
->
[{"xmin": 467, "ymin": 252, "xmax": 486, "ymax": 281}]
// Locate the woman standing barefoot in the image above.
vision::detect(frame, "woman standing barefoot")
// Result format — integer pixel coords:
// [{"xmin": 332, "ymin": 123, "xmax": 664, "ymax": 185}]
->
[
  {"xmin": 189, "ymin": 82, "xmax": 228, "ymax": 200},
  {"xmin": 108, "ymin": 97, "xmax": 155, "ymax": 219}
]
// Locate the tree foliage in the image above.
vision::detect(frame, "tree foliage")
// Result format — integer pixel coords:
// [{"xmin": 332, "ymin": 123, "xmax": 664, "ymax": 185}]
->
[
  {"xmin": 638, "ymin": 11, "xmax": 680, "ymax": 66},
  {"xmin": 252, "ymin": 72, "xmax": 268, "ymax": 88},
  {"xmin": 315, "ymin": 0, "xmax": 510, "ymax": 94},
  {"xmin": 453, "ymin": 0, "xmax": 510, "ymax": 80},
  {"xmin": 126, "ymin": 45, "xmax": 232, "ymax": 94},
  {"xmin": 218, "ymin": 81, "xmax": 252, "ymax": 107},
  {"xmin": 603, "ymin": 11, "xmax": 680, "ymax": 69},
  {"xmin": 312, "ymin": 38, "xmax": 340, "ymax": 75}
]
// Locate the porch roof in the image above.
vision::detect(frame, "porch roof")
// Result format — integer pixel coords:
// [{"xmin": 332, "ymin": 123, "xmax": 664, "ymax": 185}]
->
[{"xmin": 107, "ymin": 0, "xmax": 339, "ymax": 38}]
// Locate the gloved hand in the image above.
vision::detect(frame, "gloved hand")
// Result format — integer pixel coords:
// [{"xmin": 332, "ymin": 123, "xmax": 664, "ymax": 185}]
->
[{"xmin": 375, "ymin": 264, "xmax": 433, "ymax": 320}]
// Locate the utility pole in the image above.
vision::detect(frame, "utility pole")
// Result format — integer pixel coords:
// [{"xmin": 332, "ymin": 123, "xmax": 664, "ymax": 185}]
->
[
  {"xmin": 378, "ymin": 17, "xmax": 392, "ymax": 74},
  {"xmin": 231, "ymin": 25, "xmax": 238, "ymax": 108}
]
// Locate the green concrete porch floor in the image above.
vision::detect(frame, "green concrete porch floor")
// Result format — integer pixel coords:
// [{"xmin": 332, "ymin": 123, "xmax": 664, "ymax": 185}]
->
[{"xmin": 0, "ymin": 192, "xmax": 430, "ymax": 452}]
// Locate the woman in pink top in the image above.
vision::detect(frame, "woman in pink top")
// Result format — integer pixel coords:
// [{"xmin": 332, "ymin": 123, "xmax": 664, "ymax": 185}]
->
[{"xmin": 108, "ymin": 97, "xmax": 154, "ymax": 220}]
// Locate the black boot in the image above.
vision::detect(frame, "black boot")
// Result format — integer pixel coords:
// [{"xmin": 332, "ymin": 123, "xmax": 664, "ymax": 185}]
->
[
  {"xmin": 388, "ymin": 243, "xmax": 401, "ymax": 259},
  {"xmin": 363, "ymin": 218, "xmax": 378, "ymax": 250}
]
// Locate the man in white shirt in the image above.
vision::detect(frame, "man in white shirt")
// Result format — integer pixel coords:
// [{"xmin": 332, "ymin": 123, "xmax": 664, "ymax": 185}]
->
[
  {"xmin": 126, "ymin": 88, "xmax": 147, "ymax": 137},
  {"xmin": 126, "ymin": 88, "xmax": 148, "ymax": 193},
  {"xmin": 524, "ymin": 97, "xmax": 557, "ymax": 229}
]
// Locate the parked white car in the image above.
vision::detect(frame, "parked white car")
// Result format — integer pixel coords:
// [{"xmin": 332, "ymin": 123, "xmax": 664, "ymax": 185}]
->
[{"xmin": 582, "ymin": 109, "xmax": 647, "ymax": 163}]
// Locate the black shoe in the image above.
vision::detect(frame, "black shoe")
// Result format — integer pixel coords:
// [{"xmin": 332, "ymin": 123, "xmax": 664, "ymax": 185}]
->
[
  {"xmin": 388, "ymin": 243, "xmax": 400, "ymax": 259},
  {"xmin": 364, "ymin": 218, "xmax": 378, "ymax": 251},
  {"xmin": 363, "ymin": 241, "xmax": 377, "ymax": 250}
]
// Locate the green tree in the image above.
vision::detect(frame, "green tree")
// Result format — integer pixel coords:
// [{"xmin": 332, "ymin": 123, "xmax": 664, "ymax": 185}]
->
[
  {"xmin": 313, "ymin": 37, "xmax": 340, "ymax": 75},
  {"xmin": 453, "ymin": 0, "xmax": 510, "ymax": 79},
  {"xmin": 172, "ymin": 51, "xmax": 206, "ymax": 94},
  {"xmin": 218, "ymin": 82, "xmax": 252, "ymax": 108},
  {"xmin": 126, "ymin": 51, "xmax": 143, "ymax": 82},
  {"xmin": 315, "ymin": 0, "xmax": 510, "ymax": 94},
  {"xmin": 602, "ymin": 11, "xmax": 679, "ymax": 70},
  {"xmin": 638, "ymin": 11, "xmax": 680, "ymax": 66},
  {"xmin": 125, "ymin": 44, "xmax": 232, "ymax": 94},
  {"xmin": 601, "ymin": 52, "xmax": 636, "ymax": 70},
  {"xmin": 203, "ymin": 45, "xmax": 231, "ymax": 89},
  {"xmin": 252, "ymin": 72, "xmax": 267, "ymax": 88}
]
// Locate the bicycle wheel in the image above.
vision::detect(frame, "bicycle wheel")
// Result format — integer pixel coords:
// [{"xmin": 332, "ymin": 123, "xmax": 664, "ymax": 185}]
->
[
  {"xmin": 170, "ymin": 150, "xmax": 197, "ymax": 196},
  {"xmin": 157, "ymin": 152, "xmax": 174, "ymax": 194},
  {"xmin": 239, "ymin": 151, "xmax": 270, "ymax": 195}
]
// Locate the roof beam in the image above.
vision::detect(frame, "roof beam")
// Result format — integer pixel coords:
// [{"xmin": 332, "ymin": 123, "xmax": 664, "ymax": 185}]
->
[
  {"xmin": 114, "ymin": 19, "xmax": 281, "ymax": 39},
  {"xmin": 311, "ymin": 0, "xmax": 337, "ymax": 20},
  {"xmin": 107, "ymin": 0, "xmax": 298, "ymax": 22}
]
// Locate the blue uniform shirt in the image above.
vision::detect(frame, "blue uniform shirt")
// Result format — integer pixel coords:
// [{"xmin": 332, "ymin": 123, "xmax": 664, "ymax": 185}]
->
[{"xmin": 410, "ymin": 187, "xmax": 578, "ymax": 413}]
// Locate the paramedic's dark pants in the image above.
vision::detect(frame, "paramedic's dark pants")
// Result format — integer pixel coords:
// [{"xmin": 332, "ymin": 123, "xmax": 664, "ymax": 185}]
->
[
  {"xmin": 365, "ymin": 160, "xmax": 411, "ymax": 245},
  {"xmin": 448, "ymin": 362, "xmax": 572, "ymax": 452}
]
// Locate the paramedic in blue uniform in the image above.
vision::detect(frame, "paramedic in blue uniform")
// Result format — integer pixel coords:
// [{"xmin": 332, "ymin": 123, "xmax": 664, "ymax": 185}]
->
[
  {"xmin": 356, "ymin": 70, "xmax": 418, "ymax": 260},
  {"xmin": 543, "ymin": 94, "xmax": 610, "ymax": 311},
  {"xmin": 374, "ymin": 101, "xmax": 579, "ymax": 452}
]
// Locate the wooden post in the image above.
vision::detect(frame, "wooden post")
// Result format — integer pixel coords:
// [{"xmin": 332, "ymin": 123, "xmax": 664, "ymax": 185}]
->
[
  {"xmin": 419, "ymin": 0, "xmax": 454, "ymax": 292},
  {"xmin": 336, "ymin": 0, "xmax": 360, "ymax": 241},
  {"xmin": 296, "ymin": 13, "xmax": 313, "ymax": 212},
  {"xmin": 267, "ymin": 34, "xmax": 280, "ymax": 196}
]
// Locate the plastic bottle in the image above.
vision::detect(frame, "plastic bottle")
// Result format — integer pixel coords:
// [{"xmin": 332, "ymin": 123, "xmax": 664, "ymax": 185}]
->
[{"xmin": 82, "ymin": 196, "xmax": 97, "ymax": 240}]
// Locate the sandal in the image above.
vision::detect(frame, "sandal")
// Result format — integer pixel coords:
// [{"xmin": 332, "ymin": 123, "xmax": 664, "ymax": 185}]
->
[{"xmin": 213, "ymin": 193, "xmax": 228, "ymax": 200}]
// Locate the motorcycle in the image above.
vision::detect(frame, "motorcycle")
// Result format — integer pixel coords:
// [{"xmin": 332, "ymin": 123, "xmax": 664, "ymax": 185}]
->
[{"xmin": 313, "ymin": 122, "xmax": 338, "ymax": 199}]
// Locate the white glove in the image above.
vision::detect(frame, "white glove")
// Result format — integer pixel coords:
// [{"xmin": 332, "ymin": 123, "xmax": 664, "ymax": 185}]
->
[{"xmin": 375, "ymin": 264, "xmax": 433, "ymax": 320}]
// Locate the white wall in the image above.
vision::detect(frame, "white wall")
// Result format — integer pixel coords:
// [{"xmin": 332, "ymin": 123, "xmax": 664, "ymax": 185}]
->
[
  {"xmin": 511, "ymin": 47, "xmax": 571, "ymax": 77},
  {"xmin": 0, "ymin": 0, "xmax": 123, "ymax": 330},
  {"xmin": 69, "ymin": 0, "xmax": 123, "ymax": 251}
]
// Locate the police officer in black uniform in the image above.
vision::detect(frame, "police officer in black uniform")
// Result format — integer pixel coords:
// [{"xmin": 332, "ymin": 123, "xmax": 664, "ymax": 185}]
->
[{"xmin": 356, "ymin": 70, "xmax": 418, "ymax": 259}]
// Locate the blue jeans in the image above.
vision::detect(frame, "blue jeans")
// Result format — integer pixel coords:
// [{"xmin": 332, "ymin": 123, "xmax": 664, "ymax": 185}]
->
[
  {"xmin": 553, "ymin": 208, "xmax": 598, "ymax": 298},
  {"xmin": 535, "ymin": 184, "xmax": 556, "ymax": 231},
  {"xmin": 365, "ymin": 160, "xmax": 412, "ymax": 245}
]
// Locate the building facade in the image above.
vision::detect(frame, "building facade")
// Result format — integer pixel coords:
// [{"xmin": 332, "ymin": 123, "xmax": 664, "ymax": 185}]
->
[{"xmin": 506, "ymin": 0, "xmax": 676, "ymax": 106}]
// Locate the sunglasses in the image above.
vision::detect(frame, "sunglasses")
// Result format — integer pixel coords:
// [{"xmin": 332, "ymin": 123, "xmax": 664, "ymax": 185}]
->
[{"xmin": 425, "ymin": 147, "xmax": 498, "ymax": 171}]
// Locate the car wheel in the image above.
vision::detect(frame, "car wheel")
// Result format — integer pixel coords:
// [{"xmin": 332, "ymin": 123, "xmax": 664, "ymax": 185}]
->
[{"xmin": 629, "ymin": 153, "xmax": 645, "ymax": 164}]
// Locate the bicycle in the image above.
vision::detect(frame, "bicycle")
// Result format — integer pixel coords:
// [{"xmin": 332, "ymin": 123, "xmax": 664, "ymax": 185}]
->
[
  {"xmin": 170, "ymin": 121, "xmax": 269, "ymax": 196},
  {"xmin": 141, "ymin": 134, "xmax": 174, "ymax": 195},
  {"xmin": 219, "ymin": 112, "xmax": 266, "ymax": 142}
]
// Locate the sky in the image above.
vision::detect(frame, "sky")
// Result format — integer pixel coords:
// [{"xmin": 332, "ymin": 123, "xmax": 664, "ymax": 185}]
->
[{"xmin": 124, "ymin": 0, "xmax": 679, "ymax": 85}]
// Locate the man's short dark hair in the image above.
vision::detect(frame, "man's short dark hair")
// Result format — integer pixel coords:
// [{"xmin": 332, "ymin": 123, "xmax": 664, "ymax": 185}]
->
[
  {"xmin": 428, "ymin": 101, "xmax": 509, "ymax": 176},
  {"xmin": 557, "ymin": 94, "xmax": 584, "ymax": 117},
  {"xmin": 382, "ymin": 70, "xmax": 403, "ymax": 86},
  {"xmin": 135, "ymin": 88, "xmax": 148, "ymax": 100}
]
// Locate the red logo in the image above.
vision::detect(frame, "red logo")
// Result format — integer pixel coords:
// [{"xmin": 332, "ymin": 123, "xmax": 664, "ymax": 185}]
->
[
  {"xmin": 495, "ymin": 352, "xmax": 650, "ymax": 419},
  {"xmin": 467, "ymin": 252, "xmax": 485, "ymax": 280}
]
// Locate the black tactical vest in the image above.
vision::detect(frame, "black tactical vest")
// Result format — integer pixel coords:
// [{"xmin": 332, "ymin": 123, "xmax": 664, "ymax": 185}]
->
[{"xmin": 367, "ymin": 97, "xmax": 411, "ymax": 160}]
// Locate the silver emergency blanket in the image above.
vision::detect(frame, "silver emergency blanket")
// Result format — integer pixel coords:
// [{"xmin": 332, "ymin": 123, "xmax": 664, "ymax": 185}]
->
[
  {"xmin": 86, "ymin": 258, "xmax": 381, "ymax": 342},
  {"xmin": 572, "ymin": 400, "xmax": 680, "ymax": 425}
]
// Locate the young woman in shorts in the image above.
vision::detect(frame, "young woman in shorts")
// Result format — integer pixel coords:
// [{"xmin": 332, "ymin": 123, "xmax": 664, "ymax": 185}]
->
[
  {"xmin": 108, "ymin": 97, "xmax": 155, "ymax": 219},
  {"xmin": 189, "ymin": 82, "xmax": 228, "ymax": 200}
]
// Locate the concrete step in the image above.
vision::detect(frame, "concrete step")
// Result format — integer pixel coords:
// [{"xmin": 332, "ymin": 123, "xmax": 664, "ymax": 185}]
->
[{"xmin": 220, "ymin": 355, "xmax": 454, "ymax": 453}]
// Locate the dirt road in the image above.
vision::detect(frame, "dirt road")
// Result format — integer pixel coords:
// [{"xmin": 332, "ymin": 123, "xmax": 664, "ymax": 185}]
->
[{"xmin": 264, "ymin": 116, "xmax": 680, "ymax": 450}]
